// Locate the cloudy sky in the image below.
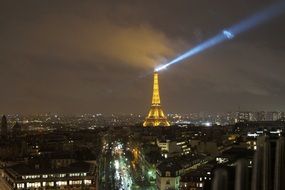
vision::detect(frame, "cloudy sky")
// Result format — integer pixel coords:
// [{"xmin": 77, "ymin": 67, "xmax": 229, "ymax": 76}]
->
[{"xmin": 1, "ymin": 0, "xmax": 285, "ymax": 114}]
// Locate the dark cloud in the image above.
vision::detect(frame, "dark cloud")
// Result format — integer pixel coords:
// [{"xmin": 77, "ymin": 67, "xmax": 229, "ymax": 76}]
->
[{"xmin": 0, "ymin": 0, "xmax": 285, "ymax": 114}]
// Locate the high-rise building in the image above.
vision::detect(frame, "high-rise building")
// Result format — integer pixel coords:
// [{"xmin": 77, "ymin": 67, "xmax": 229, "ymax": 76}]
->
[
  {"xmin": 143, "ymin": 72, "xmax": 170, "ymax": 127},
  {"xmin": 1, "ymin": 115, "xmax": 7, "ymax": 138},
  {"xmin": 256, "ymin": 111, "xmax": 266, "ymax": 121},
  {"xmin": 12, "ymin": 122, "xmax": 21, "ymax": 136},
  {"xmin": 236, "ymin": 112, "xmax": 254, "ymax": 122}
]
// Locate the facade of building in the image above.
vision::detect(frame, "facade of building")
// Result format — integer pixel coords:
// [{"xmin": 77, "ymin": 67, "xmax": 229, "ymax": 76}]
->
[
  {"xmin": 2, "ymin": 161, "xmax": 97, "ymax": 189},
  {"xmin": 157, "ymin": 139, "xmax": 182, "ymax": 158},
  {"xmin": 156, "ymin": 162, "xmax": 182, "ymax": 190},
  {"xmin": 1, "ymin": 115, "xmax": 8, "ymax": 138},
  {"xmin": 236, "ymin": 112, "xmax": 253, "ymax": 122},
  {"xmin": 157, "ymin": 139, "xmax": 191, "ymax": 158},
  {"xmin": 156, "ymin": 156, "xmax": 207, "ymax": 190},
  {"xmin": 180, "ymin": 166, "xmax": 213, "ymax": 190}
]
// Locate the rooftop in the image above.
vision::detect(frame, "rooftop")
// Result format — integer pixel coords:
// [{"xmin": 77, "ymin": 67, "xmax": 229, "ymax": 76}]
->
[{"xmin": 6, "ymin": 161, "xmax": 91, "ymax": 176}]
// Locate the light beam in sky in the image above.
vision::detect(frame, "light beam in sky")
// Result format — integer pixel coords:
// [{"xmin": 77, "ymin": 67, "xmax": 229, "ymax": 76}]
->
[{"xmin": 155, "ymin": 1, "xmax": 285, "ymax": 72}]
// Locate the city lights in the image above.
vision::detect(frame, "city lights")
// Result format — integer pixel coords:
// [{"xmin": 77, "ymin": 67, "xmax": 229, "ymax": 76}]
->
[{"xmin": 1, "ymin": 1, "xmax": 285, "ymax": 190}]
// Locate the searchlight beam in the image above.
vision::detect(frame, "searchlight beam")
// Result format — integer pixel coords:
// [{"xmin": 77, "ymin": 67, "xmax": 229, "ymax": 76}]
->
[{"xmin": 155, "ymin": 1, "xmax": 285, "ymax": 72}]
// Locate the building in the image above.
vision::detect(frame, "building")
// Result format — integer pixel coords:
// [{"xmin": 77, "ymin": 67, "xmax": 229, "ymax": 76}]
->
[
  {"xmin": 256, "ymin": 111, "xmax": 266, "ymax": 121},
  {"xmin": 12, "ymin": 122, "xmax": 22, "ymax": 136},
  {"xmin": 211, "ymin": 136, "xmax": 285, "ymax": 190},
  {"xmin": 265, "ymin": 111, "xmax": 280, "ymax": 121},
  {"xmin": 236, "ymin": 112, "xmax": 254, "ymax": 123},
  {"xmin": 2, "ymin": 160, "xmax": 97, "ymax": 189},
  {"xmin": 143, "ymin": 72, "xmax": 170, "ymax": 127},
  {"xmin": 180, "ymin": 165, "xmax": 213, "ymax": 190},
  {"xmin": 156, "ymin": 161, "xmax": 182, "ymax": 190},
  {"xmin": 157, "ymin": 139, "xmax": 191, "ymax": 158},
  {"xmin": 1, "ymin": 115, "xmax": 8, "ymax": 138},
  {"xmin": 156, "ymin": 155, "xmax": 207, "ymax": 190}
]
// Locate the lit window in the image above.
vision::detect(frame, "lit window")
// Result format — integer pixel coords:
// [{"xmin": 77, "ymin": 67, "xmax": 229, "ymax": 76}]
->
[
  {"xmin": 56, "ymin": 181, "xmax": 67, "ymax": 186},
  {"xmin": 70, "ymin": 173, "xmax": 80, "ymax": 177},
  {"xmin": 81, "ymin": 173, "xmax": 87, "ymax": 176},
  {"xmin": 47, "ymin": 182, "xmax": 54, "ymax": 187},
  {"xmin": 70, "ymin": 180, "xmax": 82, "ymax": 185},
  {"xmin": 84, "ymin": 180, "xmax": 91, "ymax": 185},
  {"xmin": 17, "ymin": 183, "xmax": 25, "ymax": 189},
  {"xmin": 165, "ymin": 171, "xmax": 171, "ymax": 177},
  {"xmin": 27, "ymin": 182, "xmax": 41, "ymax": 188}
]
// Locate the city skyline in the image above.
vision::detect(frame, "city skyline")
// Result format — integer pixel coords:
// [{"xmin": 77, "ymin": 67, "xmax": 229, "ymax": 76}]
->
[
  {"xmin": 1, "ymin": 2, "xmax": 285, "ymax": 190},
  {"xmin": 1, "ymin": 0, "xmax": 285, "ymax": 114}
]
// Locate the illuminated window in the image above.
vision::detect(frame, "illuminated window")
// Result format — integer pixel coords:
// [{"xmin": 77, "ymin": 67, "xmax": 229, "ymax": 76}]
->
[
  {"xmin": 25, "ymin": 175, "xmax": 40, "ymax": 179},
  {"xmin": 47, "ymin": 182, "xmax": 54, "ymax": 187},
  {"xmin": 70, "ymin": 180, "xmax": 82, "ymax": 185},
  {"xmin": 42, "ymin": 175, "xmax": 48, "ymax": 178},
  {"xmin": 27, "ymin": 182, "xmax": 41, "ymax": 188},
  {"xmin": 56, "ymin": 181, "xmax": 67, "ymax": 186},
  {"xmin": 84, "ymin": 180, "xmax": 91, "ymax": 185},
  {"xmin": 59, "ymin": 174, "xmax": 66, "ymax": 177},
  {"xmin": 165, "ymin": 171, "xmax": 171, "ymax": 177},
  {"xmin": 17, "ymin": 183, "xmax": 25, "ymax": 189},
  {"xmin": 70, "ymin": 173, "xmax": 80, "ymax": 177},
  {"xmin": 81, "ymin": 173, "xmax": 87, "ymax": 176}
]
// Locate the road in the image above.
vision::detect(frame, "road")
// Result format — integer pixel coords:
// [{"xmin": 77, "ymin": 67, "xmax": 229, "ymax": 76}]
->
[
  {"xmin": 99, "ymin": 139, "xmax": 157, "ymax": 190},
  {"xmin": 113, "ymin": 142, "xmax": 133, "ymax": 190}
]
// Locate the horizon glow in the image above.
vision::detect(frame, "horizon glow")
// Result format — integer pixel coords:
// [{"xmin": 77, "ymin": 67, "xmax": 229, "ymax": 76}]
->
[{"xmin": 155, "ymin": 1, "xmax": 285, "ymax": 72}]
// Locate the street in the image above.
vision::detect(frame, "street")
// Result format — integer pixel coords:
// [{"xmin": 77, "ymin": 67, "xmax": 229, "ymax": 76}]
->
[{"xmin": 99, "ymin": 138, "xmax": 157, "ymax": 190}]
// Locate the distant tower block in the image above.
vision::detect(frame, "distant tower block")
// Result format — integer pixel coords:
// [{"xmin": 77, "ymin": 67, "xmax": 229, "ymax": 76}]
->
[
  {"xmin": 1, "ymin": 115, "xmax": 7, "ymax": 138},
  {"xmin": 143, "ymin": 72, "xmax": 170, "ymax": 127}
]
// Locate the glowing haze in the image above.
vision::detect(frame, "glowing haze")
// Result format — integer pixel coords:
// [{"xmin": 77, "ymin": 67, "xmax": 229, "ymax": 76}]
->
[{"xmin": 1, "ymin": 1, "xmax": 285, "ymax": 114}]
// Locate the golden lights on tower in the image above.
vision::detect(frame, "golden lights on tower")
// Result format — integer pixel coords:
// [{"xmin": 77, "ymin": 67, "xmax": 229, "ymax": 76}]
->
[{"xmin": 143, "ymin": 72, "xmax": 170, "ymax": 127}]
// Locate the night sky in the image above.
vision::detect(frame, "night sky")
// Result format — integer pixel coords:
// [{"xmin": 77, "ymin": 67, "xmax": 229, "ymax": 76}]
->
[{"xmin": 1, "ymin": 0, "xmax": 285, "ymax": 114}]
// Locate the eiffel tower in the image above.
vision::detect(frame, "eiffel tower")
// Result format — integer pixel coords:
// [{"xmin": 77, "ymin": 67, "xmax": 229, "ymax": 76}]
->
[{"xmin": 143, "ymin": 71, "xmax": 170, "ymax": 127}]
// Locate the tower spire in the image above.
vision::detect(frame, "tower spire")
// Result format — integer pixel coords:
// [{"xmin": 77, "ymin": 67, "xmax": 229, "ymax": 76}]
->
[
  {"xmin": 143, "ymin": 72, "xmax": 170, "ymax": 127},
  {"xmin": 151, "ymin": 72, "xmax": 161, "ymax": 105}
]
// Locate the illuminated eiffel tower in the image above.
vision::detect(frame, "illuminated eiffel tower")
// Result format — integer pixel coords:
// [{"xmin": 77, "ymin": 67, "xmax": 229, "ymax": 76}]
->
[{"xmin": 143, "ymin": 71, "xmax": 170, "ymax": 127}]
